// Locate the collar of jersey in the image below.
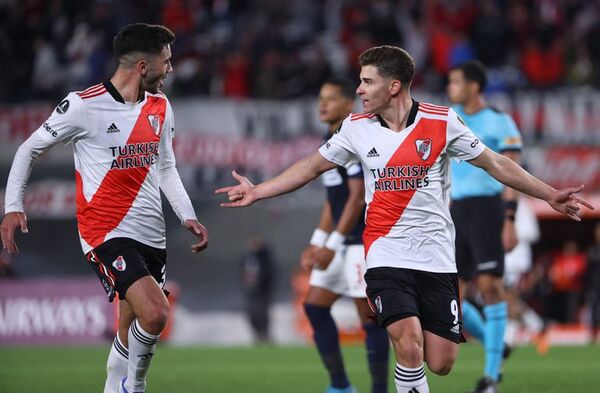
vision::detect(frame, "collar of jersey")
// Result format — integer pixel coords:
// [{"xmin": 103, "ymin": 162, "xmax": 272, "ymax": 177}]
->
[
  {"xmin": 376, "ymin": 99, "xmax": 419, "ymax": 131},
  {"xmin": 103, "ymin": 81, "xmax": 146, "ymax": 105}
]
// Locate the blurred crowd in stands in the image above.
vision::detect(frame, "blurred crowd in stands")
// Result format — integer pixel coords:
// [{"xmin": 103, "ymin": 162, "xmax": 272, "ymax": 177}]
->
[{"xmin": 2, "ymin": 0, "xmax": 600, "ymax": 103}]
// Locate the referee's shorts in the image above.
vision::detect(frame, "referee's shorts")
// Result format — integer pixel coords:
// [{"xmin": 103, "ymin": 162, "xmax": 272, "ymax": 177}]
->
[{"xmin": 451, "ymin": 195, "xmax": 505, "ymax": 281}]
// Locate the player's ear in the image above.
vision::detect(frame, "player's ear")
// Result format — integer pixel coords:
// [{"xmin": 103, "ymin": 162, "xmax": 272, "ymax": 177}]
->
[
  {"xmin": 389, "ymin": 80, "xmax": 401, "ymax": 96},
  {"xmin": 137, "ymin": 58, "xmax": 148, "ymax": 77}
]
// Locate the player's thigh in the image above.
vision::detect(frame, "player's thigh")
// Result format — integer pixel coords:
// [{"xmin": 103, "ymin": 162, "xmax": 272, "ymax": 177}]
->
[
  {"xmin": 305, "ymin": 285, "xmax": 339, "ymax": 307},
  {"xmin": 386, "ymin": 316, "xmax": 424, "ymax": 365},
  {"xmin": 353, "ymin": 297, "xmax": 375, "ymax": 325},
  {"xmin": 86, "ymin": 238, "xmax": 156, "ymax": 302},
  {"xmin": 343, "ymin": 244, "xmax": 368, "ymax": 298},
  {"xmin": 415, "ymin": 271, "xmax": 465, "ymax": 345},
  {"xmin": 125, "ymin": 275, "xmax": 169, "ymax": 323},
  {"xmin": 364, "ymin": 267, "xmax": 420, "ymax": 331},
  {"xmin": 308, "ymin": 248, "xmax": 346, "ymax": 297},
  {"xmin": 423, "ymin": 330, "xmax": 459, "ymax": 375}
]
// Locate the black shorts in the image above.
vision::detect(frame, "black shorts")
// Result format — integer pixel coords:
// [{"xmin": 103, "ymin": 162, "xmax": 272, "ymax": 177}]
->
[
  {"xmin": 451, "ymin": 195, "xmax": 505, "ymax": 281},
  {"xmin": 365, "ymin": 267, "xmax": 465, "ymax": 344},
  {"xmin": 86, "ymin": 238, "xmax": 167, "ymax": 302}
]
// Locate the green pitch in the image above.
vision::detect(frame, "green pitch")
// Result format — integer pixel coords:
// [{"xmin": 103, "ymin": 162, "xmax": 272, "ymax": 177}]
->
[{"xmin": 0, "ymin": 344, "xmax": 598, "ymax": 392}]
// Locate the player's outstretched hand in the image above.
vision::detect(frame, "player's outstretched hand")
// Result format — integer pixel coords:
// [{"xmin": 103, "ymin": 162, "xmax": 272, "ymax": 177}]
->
[
  {"xmin": 184, "ymin": 219, "xmax": 209, "ymax": 253},
  {"xmin": 547, "ymin": 185, "xmax": 594, "ymax": 221},
  {"xmin": 0, "ymin": 212, "xmax": 28, "ymax": 254},
  {"xmin": 215, "ymin": 170, "xmax": 257, "ymax": 208}
]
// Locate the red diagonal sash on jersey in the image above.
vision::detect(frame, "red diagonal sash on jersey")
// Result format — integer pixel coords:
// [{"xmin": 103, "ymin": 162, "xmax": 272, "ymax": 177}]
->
[
  {"xmin": 363, "ymin": 119, "xmax": 447, "ymax": 257},
  {"xmin": 76, "ymin": 96, "xmax": 166, "ymax": 248}
]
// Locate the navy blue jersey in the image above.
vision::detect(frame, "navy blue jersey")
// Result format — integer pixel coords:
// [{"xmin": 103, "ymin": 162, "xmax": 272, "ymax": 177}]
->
[{"xmin": 320, "ymin": 135, "xmax": 366, "ymax": 245}]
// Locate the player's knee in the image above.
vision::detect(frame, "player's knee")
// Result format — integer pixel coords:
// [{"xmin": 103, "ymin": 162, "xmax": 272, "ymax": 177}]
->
[
  {"xmin": 390, "ymin": 333, "xmax": 423, "ymax": 364},
  {"xmin": 140, "ymin": 302, "xmax": 169, "ymax": 334},
  {"xmin": 481, "ymin": 286, "xmax": 504, "ymax": 304},
  {"xmin": 428, "ymin": 359, "xmax": 454, "ymax": 376}
]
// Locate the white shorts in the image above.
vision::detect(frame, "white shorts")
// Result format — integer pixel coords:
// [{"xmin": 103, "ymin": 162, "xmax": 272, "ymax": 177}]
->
[{"xmin": 309, "ymin": 244, "xmax": 367, "ymax": 298}]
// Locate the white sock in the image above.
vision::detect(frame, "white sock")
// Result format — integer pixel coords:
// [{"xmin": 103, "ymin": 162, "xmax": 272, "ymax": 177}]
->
[
  {"xmin": 126, "ymin": 319, "xmax": 159, "ymax": 392},
  {"xmin": 394, "ymin": 363, "xmax": 429, "ymax": 393},
  {"xmin": 104, "ymin": 335, "xmax": 129, "ymax": 393}
]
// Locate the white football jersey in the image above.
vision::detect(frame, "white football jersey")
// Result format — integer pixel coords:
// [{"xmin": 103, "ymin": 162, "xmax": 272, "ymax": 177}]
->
[
  {"xmin": 11, "ymin": 82, "xmax": 196, "ymax": 253},
  {"xmin": 319, "ymin": 101, "xmax": 486, "ymax": 273}
]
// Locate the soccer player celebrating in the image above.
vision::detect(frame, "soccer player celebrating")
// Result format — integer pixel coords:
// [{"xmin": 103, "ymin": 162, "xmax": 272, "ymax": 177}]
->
[
  {"xmin": 301, "ymin": 78, "xmax": 389, "ymax": 393},
  {"xmin": 216, "ymin": 45, "xmax": 592, "ymax": 393},
  {"xmin": 0, "ymin": 24, "xmax": 208, "ymax": 393},
  {"xmin": 446, "ymin": 60, "xmax": 523, "ymax": 393}
]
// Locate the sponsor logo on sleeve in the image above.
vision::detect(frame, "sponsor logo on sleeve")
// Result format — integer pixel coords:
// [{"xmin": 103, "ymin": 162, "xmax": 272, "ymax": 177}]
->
[
  {"xmin": 56, "ymin": 99, "xmax": 70, "ymax": 114},
  {"xmin": 42, "ymin": 122, "xmax": 57, "ymax": 137}
]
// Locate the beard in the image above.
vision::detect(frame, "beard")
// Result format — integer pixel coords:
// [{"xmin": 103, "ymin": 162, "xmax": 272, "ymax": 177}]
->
[{"xmin": 141, "ymin": 73, "xmax": 164, "ymax": 94}]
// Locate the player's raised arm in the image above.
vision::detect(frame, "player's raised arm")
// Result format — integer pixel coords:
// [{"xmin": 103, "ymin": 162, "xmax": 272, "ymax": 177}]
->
[
  {"xmin": 468, "ymin": 148, "xmax": 594, "ymax": 221},
  {"xmin": 215, "ymin": 151, "xmax": 337, "ymax": 208}
]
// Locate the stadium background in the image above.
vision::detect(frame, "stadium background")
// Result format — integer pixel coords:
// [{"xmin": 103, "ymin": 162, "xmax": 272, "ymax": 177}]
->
[{"xmin": 0, "ymin": 0, "xmax": 599, "ymax": 385}]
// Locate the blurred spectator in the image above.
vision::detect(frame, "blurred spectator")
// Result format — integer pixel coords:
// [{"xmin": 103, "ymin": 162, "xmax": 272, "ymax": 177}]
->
[
  {"xmin": 2, "ymin": 0, "xmax": 600, "ymax": 101},
  {"xmin": 238, "ymin": 235, "xmax": 276, "ymax": 344},
  {"xmin": 547, "ymin": 241, "xmax": 587, "ymax": 323},
  {"xmin": 585, "ymin": 223, "xmax": 600, "ymax": 343},
  {"xmin": 222, "ymin": 51, "xmax": 250, "ymax": 98}
]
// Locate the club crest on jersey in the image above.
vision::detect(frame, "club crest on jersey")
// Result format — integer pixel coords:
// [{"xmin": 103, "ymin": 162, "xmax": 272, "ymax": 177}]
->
[
  {"xmin": 112, "ymin": 256, "xmax": 127, "ymax": 272},
  {"xmin": 375, "ymin": 296, "xmax": 383, "ymax": 313},
  {"xmin": 415, "ymin": 139, "xmax": 432, "ymax": 160},
  {"xmin": 147, "ymin": 114, "xmax": 161, "ymax": 135}
]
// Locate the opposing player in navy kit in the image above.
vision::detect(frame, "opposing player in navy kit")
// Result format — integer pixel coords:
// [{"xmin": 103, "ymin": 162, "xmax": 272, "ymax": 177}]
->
[{"xmin": 301, "ymin": 78, "xmax": 389, "ymax": 393}]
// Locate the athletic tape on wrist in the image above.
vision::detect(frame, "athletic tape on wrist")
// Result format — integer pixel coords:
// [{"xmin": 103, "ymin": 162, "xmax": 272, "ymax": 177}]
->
[{"xmin": 310, "ymin": 228, "xmax": 329, "ymax": 247}]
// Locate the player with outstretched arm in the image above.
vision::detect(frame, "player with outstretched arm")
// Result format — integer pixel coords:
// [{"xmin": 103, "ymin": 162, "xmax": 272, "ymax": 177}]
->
[{"xmin": 216, "ymin": 45, "xmax": 592, "ymax": 393}]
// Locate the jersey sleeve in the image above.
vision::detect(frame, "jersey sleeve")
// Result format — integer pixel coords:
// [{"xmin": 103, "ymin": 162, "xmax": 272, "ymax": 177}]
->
[
  {"xmin": 446, "ymin": 108, "xmax": 486, "ymax": 161},
  {"xmin": 35, "ymin": 93, "xmax": 88, "ymax": 145},
  {"xmin": 4, "ymin": 93, "xmax": 87, "ymax": 213},
  {"xmin": 497, "ymin": 113, "xmax": 522, "ymax": 153},
  {"xmin": 318, "ymin": 117, "xmax": 359, "ymax": 168},
  {"xmin": 158, "ymin": 101, "xmax": 197, "ymax": 223}
]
